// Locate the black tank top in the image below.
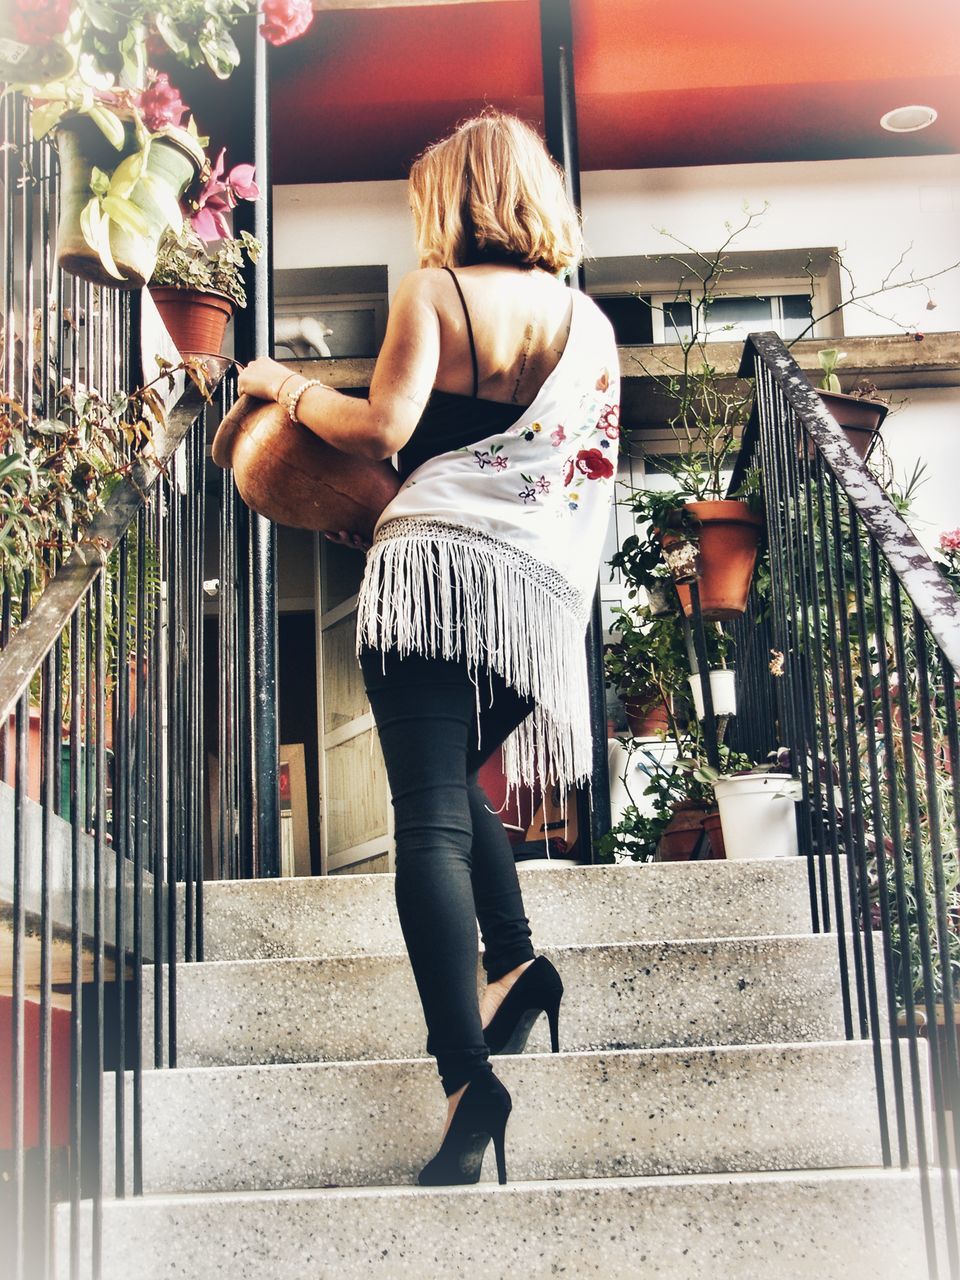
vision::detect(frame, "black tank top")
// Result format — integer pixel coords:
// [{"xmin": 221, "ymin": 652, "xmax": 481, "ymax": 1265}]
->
[{"xmin": 397, "ymin": 267, "xmax": 531, "ymax": 480}]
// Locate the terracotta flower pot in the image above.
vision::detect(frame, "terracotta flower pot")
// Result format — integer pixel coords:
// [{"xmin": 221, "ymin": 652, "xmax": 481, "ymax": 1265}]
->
[
  {"xmin": 211, "ymin": 394, "xmax": 402, "ymax": 541},
  {"xmin": 623, "ymin": 691, "xmax": 671, "ymax": 738},
  {"xmin": 149, "ymin": 287, "xmax": 234, "ymax": 359},
  {"xmin": 661, "ymin": 500, "xmax": 763, "ymax": 621},
  {"xmin": 702, "ymin": 812, "xmax": 726, "ymax": 860},
  {"xmin": 815, "ymin": 390, "xmax": 889, "ymax": 461},
  {"xmin": 657, "ymin": 800, "xmax": 717, "ymax": 862},
  {"xmin": 54, "ymin": 115, "xmax": 204, "ymax": 288}
]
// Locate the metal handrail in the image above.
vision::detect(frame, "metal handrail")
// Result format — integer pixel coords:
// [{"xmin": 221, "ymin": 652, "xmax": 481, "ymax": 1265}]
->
[{"xmin": 739, "ymin": 331, "xmax": 960, "ymax": 668}]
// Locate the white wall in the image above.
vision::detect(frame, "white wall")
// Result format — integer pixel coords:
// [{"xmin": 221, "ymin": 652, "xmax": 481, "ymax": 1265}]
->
[{"xmin": 274, "ymin": 154, "xmax": 960, "ymax": 550}]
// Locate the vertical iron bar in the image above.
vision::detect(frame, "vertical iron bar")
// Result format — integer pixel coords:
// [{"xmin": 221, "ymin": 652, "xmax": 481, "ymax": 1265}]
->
[
  {"xmin": 113, "ymin": 542, "xmax": 128, "ymax": 1199},
  {"xmin": 68, "ymin": 607, "xmax": 82, "ymax": 1280},
  {"xmin": 132, "ymin": 509, "xmax": 147, "ymax": 1192},
  {"xmin": 92, "ymin": 577, "xmax": 106, "ymax": 1279},
  {"xmin": 39, "ymin": 649, "xmax": 56, "ymax": 1280},
  {"xmin": 11, "ymin": 588, "xmax": 29, "ymax": 1280}
]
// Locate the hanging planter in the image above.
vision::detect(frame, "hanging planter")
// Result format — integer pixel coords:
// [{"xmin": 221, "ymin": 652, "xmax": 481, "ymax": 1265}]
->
[
  {"xmin": 53, "ymin": 113, "xmax": 204, "ymax": 289},
  {"xmin": 660, "ymin": 500, "xmax": 762, "ymax": 620},
  {"xmin": 713, "ymin": 772, "xmax": 802, "ymax": 861},
  {"xmin": 149, "ymin": 286, "xmax": 234, "ymax": 359},
  {"xmin": 816, "ymin": 389, "xmax": 889, "ymax": 461},
  {"xmin": 687, "ymin": 668, "xmax": 737, "ymax": 720}
]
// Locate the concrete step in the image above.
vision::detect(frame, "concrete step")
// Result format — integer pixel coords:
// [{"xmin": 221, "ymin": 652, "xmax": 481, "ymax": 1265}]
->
[
  {"xmin": 108, "ymin": 1040, "xmax": 912, "ymax": 1195},
  {"xmin": 144, "ymin": 935, "xmax": 848, "ymax": 1069},
  {"xmin": 59, "ymin": 1168, "xmax": 933, "ymax": 1280},
  {"xmin": 199, "ymin": 858, "xmax": 816, "ymax": 961}
]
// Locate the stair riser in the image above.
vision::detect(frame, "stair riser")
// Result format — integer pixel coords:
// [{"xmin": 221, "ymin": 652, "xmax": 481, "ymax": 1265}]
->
[
  {"xmin": 57, "ymin": 1171, "xmax": 932, "ymax": 1280},
  {"xmin": 143, "ymin": 937, "xmax": 849, "ymax": 1069},
  {"xmin": 199, "ymin": 860, "xmax": 816, "ymax": 961},
  {"xmin": 105, "ymin": 1042, "xmax": 917, "ymax": 1195}
]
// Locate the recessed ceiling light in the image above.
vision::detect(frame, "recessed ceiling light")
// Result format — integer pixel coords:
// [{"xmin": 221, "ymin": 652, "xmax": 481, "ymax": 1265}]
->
[{"xmin": 880, "ymin": 105, "xmax": 938, "ymax": 133}]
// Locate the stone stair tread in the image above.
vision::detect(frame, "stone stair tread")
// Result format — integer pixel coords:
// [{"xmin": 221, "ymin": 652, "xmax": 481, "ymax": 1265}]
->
[
  {"xmin": 60, "ymin": 1167, "xmax": 933, "ymax": 1280},
  {"xmin": 110, "ymin": 1040, "xmax": 912, "ymax": 1195},
  {"xmin": 145, "ymin": 934, "xmax": 850, "ymax": 1067},
  {"xmin": 199, "ymin": 859, "xmax": 817, "ymax": 961}
]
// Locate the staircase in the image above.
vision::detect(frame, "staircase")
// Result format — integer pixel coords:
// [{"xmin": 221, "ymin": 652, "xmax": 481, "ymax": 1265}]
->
[{"xmin": 58, "ymin": 858, "xmax": 934, "ymax": 1278}]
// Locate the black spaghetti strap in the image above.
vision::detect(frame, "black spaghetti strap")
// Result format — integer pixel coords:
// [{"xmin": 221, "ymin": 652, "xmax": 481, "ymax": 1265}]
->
[{"xmin": 443, "ymin": 266, "xmax": 479, "ymax": 398}]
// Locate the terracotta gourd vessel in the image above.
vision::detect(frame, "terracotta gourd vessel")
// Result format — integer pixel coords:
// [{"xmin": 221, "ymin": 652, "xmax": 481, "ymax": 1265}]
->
[{"xmin": 211, "ymin": 394, "xmax": 401, "ymax": 541}]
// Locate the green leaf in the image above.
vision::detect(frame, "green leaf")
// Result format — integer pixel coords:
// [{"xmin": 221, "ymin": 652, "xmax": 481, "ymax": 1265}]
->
[
  {"xmin": 198, "ymin": 22, "xmax": 241, "ymax": 78},
  {"xmin": 90, "ymin": 165, "xmax": 111, "ymax": 197},
  {"xmin": 155, "ymin": 13, "xmax": 189, "ymax": 55},
  {"xmin": 31, "ymin": 100, "xmax": 65, "ymax": 140},
  {"xmin": 102, "ymin": 195, "xmax": 151, "ymax": 238},
  {"xmin": 79, "ymin": 197, "xmax": 124, "ymax": 281},
  {"xmin": 85, "ymin": 106, "xmax": 126, "ymax": 150},
  {"xmin": 138, "ymin": 172, "xmax": 183, "ymax": 235},
  {"xmin": 108, "ymin": 151, "xmax": 145, "ymax": 200},
  {"xmin": 84, "ymin": 0, "xmax": 121, "ymax": 32}
]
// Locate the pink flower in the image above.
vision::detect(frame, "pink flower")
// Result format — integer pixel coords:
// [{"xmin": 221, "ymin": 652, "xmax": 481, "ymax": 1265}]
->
[
  {"xmin": 13, "ymin": 0, "xmax": 70, "ymax": 43},
  {"xmin": 599, "ymin": 404, "xmax": 619, "ymax": 439},
  {"xmin": 940, "ymin": 529, "xmax": 960, "ymax": 553},
  {"xmin": 550, "ymin": 426, "xmax": 566, "ymax": 447},
  {"xmin": 189, "ymin": 147, "xmax": 260, "ymax": 242},
  {"xmin": 259, "ymin": 0, "xmax": 314, "ymax": 46},
  {"xmin": 575, "ymin": 448, "xmax": 614, "ymax": 481},
  {"xmin": 137, "ymin": 73, "xmax": 188, "ymax": 133}
]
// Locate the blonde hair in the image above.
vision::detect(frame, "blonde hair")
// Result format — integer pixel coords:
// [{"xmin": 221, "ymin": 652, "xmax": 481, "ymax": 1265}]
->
[{"xmin": 408, "ymin": 112, "xmax": 582, "ymax": 275}]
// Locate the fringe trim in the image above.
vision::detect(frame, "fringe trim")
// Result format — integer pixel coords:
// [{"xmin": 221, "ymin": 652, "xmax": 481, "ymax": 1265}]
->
[{"xmin": 355, "ymin": 517, "xmax": 593, "ymax": 800}]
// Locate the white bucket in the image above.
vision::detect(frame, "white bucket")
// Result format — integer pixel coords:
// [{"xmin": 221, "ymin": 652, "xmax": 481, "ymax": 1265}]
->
[
  {"xmin": 713, "ymin": 773, "xmax": 802, "ymax": 860},
  {"xmin": 688, "ymin": 669, "xmax": 737, "ymax": 720}
]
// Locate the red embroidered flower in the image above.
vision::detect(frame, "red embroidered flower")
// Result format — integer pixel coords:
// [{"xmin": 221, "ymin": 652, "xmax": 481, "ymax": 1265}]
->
[
  {"xmin": 12, "ymin": 0, "xmax": 70, "ymax": 43},
  {"xmin": 259, "ymin": 0, "xmax": 314, "ymax": 46},
  {"xmin": 575, "ymin": 448, "xmax": 614, "ymax": 481},
  {"xmin": 598, "ymin": 403, "xmax": 620, "ymax": 440},
  {"xmin": 563, "ymin": 457, "xmax": 575, "ymax": 486},
  {"xmin": 137, "ymin": 73, "xmax": 188, "ymax": 133}
]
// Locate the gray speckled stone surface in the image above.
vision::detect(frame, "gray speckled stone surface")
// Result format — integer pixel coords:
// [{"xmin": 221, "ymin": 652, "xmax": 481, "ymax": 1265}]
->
[
  {"xmin": 143, "ymin": 935, "xmax": 848, "ymax": 1069},
  {"xmin": 200, "ymin": 860, "xmax": 815, "ymax": 961},
  {"xmin": 106, "ymin": 1040, "xmax": 915, "ymax": 1195},
  {"xmin": 58, "ymin": 1168, "xmax": 934, "ymax": 1280}
]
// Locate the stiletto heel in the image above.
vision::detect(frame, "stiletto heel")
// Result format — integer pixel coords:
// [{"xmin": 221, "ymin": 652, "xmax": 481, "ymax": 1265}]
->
[
  {"xmin": 546, "ymin": 997, "xmax": 560, "ymax": 1054},
  {"xmin": 492, "ymin": 1125, "xmax": 508, "ymax": 1186},
  {"xmin": 417, "ymin": 1071, "xmax": 512, "ymax": 1187},
  {"xmin": 483, "ymin": 955, "xmax": 564, "ymax": 1056}
]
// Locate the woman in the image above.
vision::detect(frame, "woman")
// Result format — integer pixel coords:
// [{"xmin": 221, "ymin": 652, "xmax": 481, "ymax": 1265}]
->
[{"xmin": 238, "ymin": 111, "xmax": 619, "ymax": 1188}]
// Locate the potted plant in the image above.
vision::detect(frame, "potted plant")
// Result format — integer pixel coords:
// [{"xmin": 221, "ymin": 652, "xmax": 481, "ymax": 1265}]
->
[
  {"xmin": 149, "ymin": 216, "xmax": 262, "ymax": 359},
  {"xmin": 684, "ymin": 752, "xmax": 802, "ymax": 862},
  {"xmin": 814, "ymin": 349, "xmax": 889, "ymax": 460},
  {"xmin": 3, "ymin": 0, "xmax": 310, "ymax": 285}
]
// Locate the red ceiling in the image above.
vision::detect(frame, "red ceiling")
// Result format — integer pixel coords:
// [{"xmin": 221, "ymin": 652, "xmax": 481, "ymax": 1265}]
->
[{"xmin": 189, "ymin": 0, "xmax": 960, "ymax": 183}]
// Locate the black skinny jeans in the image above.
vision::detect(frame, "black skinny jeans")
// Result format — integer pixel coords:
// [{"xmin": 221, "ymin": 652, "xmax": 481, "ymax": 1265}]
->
[{"xmin": 359, "ymin": 644, "xmax": 538, "ymax": 1096}]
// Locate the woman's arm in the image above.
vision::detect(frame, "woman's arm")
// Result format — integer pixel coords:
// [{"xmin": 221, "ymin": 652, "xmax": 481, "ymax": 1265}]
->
[{"xmin": 236, "ymin": 270, "xmax": 441, "ymax": 461}]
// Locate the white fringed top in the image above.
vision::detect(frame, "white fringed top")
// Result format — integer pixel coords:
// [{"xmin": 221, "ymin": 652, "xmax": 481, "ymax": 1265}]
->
[{"xmin": 356, "ymin": 288, "xmax": 620, "ymax": 798}]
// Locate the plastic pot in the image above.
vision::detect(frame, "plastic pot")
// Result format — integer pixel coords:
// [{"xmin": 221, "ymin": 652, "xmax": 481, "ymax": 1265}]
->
[
  {"xmin": 687, "ymin": 669, "xmax": 737, "ymax": 720},
  {"xmin": 149, "ymin": 287, "xmax": 235, "ymax": 359},
  {"xmin": 54, "ymin": 115, "xmax": 203, "ymax": 288},
  {"xmin": 661, "ymin": 500, "xmax": 763, "ymax": 620},
  {"xmin": 815, "ymin": 390, "xmax": 889, "ymax": 461},
  {"xmin": 713, "ymin": 773, "xmax": 802, "ymax": 861}
]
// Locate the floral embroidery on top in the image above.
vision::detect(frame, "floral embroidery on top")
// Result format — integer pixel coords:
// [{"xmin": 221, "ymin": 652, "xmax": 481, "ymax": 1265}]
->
[
  {"xmin": 596, "ymin": 368, "xmax": 611, "ymax": 393},
  {"xmin": 474, "ymin": 443, "xmax": 509, "ymax": 470},
  {"xmin": 550, "ymin": 425, "xmax": 566, "ymax": 447},
  {"xmin": 599, "ymin": 403, "xmax": 619, "ymax": 440},
  {"xmin": 564, "ymin": 448, "xmax": 615, "ymax": 486}
]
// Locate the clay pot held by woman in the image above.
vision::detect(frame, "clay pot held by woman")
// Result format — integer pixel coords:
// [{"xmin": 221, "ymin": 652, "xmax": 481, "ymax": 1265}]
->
[
  {"xmin": 661, "ymin": 500, "xmax": 763, "ymax": 621},
  {"xmin": 211, "ymin": 394, "xmax": 401, "ymax": 541}
]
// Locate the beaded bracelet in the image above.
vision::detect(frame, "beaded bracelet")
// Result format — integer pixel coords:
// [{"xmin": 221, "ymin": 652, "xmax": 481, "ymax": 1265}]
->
[{"xmin": 281, "ymin": 377, "xmax": 326, "ymax": 424}]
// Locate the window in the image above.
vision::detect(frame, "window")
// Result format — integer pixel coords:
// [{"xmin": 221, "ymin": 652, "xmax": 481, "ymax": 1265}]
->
[
  {"xmin": 585, "ymin": 248, "xmax": 842, "ymax": 346},
  {"xmin": 273, "ymin": 265, "xmax": 388, "ymax": 360}
]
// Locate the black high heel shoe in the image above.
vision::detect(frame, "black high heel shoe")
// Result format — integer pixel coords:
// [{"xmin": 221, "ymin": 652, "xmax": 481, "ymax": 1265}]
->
[
  {"xmin": 482, "ymin": 955, "xmax": 563, "ymax": 1056},
  {"xmin": 417, "ymin": 1070, "xmax": 512, "ymax": 1187}
]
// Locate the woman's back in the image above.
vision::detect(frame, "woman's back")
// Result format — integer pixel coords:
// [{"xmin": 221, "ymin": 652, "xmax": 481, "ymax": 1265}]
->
[{"xmin": 425, "ymin": 264, "xmax": 576, "ymax": 407}]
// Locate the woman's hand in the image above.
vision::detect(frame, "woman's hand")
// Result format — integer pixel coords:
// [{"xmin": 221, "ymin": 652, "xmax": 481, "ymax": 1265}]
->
[
  {"xmin": 323, "ymin": 529, "xmax": 368, "ymax": 550},
  {"xmin": 236, "ymin": 357, "xmax": 298, "ymax": 403}
]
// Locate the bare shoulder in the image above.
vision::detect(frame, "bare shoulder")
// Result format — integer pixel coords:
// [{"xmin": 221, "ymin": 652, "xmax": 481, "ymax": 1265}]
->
[{"xmin": 392, "ymin": 268, "xmax": 449, "ymax": 307}]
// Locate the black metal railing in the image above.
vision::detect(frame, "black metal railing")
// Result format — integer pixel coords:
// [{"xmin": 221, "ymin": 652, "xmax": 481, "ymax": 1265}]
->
[
  {"xmin": 0, "ymin": 88, "xmax": 278, "ymax": 1280},
  {"xmin": 732, "ymin": 330, "xmax": 960, "ymax": 1277}
]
